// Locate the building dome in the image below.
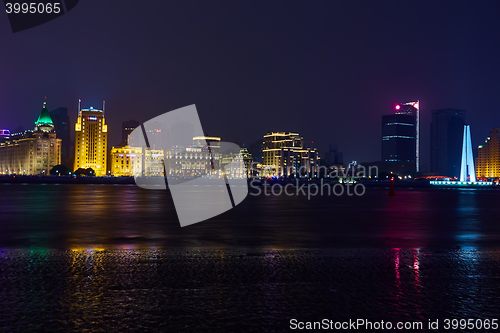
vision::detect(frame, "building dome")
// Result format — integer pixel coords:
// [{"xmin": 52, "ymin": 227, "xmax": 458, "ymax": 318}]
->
[{"xmin": 35, "ymin": 102, "xmax": 54, "ymax": 132}]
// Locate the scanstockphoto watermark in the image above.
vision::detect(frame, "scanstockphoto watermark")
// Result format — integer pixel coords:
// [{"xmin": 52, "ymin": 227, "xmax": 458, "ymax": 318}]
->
[
  {"xmin": 249, "ymin": 179, "xmax": 366, "ymax": 199},
  {"xmin": 248, "ymin": 162, "xmax": 379, "ymax": 179}
]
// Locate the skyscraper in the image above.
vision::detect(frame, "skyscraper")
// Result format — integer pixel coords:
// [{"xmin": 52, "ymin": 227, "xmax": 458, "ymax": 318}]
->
[
  {"xmin": 324, "ymin": 144, "xmax": 343, "ymax": 165},
  {"xmin": 121, "ymin": 119, "xmax": 140, "ymax": 146},
  {"xmin": 430, "ymin": 109, "xmax": 465, "ymax": 177},
  {"xmin": 49, "ymin": 107, "xmax": 71, "ymax": 167},
  {"xmin": 476, "ymin": 128, "xmax": 500, "ymax": 178},
  {"xmin": 74, "ymin": 102, "xmax": 108, "ymax": 176},
  {"xmin": 381, "ymin": 101, "xmax": 419, "ymax": 172}
]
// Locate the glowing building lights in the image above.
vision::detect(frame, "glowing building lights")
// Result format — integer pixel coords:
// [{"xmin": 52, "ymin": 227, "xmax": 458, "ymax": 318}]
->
[
  {"xmin": 74, "ymin": 100, "xmax": 108, "ymax": 176},
  {"xmin": 0, "ymin": 101, "xmax": 61, "ymax": 175},
  {"xmin": 110, "ymin": 146, "xmax": 148, "ymax": 176},
  {"xmin": 382, "ymin": 101, "xmax": 419, "ymax": 172},
  {"xmin": 164, "ymin": 136, "xmax": 222, "ymax": 177},
  {"xmin": 476, "ymin": 128, "xmax": 500, "ymax": 178},
  {"xmin": 262, "ymin": 132, "xmax": 319, "ymax": 177}
]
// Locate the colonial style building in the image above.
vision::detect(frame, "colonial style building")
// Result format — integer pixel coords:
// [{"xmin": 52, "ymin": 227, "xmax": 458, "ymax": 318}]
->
[
  {"xmin": 164, "ymin": 136, "xmax": 221, "ymax": 177},
  {"xmin": 0, "ymin": 102, "xmax": 61, "ymax": 175},
  {"xmin": 109, "ymin": 146, "xmax": 164, "ymax": 177},
  {"xmin": 117, "ymin": 135, "xmax": 249, "ymax": 179},
  {"xmin": 240, "ymin": 147, "xmax": 255, "ymax": 177}
]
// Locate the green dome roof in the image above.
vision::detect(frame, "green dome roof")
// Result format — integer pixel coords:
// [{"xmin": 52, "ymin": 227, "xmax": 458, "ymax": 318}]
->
[{"xmin": 35, "ymin": 102, "xmax": 53, "ymax": 125}]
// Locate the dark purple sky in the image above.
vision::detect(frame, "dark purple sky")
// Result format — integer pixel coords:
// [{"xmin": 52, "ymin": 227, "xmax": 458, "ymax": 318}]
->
[{"xmin": 1, "ymin": 1, "xmax": 500, "ymax": 169}]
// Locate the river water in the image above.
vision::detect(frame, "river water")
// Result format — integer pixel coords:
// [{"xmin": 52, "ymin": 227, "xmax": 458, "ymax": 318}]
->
[{"xmin": 1, "ymin": 184, "xmax": 499, "ymax": 331}]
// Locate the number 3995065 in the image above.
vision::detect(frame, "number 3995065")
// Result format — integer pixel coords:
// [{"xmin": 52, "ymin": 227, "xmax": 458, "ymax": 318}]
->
[{"xmin": 5, "ymin": 2, "xmax": 61, "ymax": 14}]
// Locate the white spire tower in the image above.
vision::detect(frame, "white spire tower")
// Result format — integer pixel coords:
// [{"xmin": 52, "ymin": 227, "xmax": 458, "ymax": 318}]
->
[{"xmin": 460, "ymin": 125, "xmax": 476, "ymax": 182}]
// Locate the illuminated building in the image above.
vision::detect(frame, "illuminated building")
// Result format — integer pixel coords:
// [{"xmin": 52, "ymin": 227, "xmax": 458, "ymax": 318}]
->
[
  {"xmin": 165, "ymin": 136, "xmax": 221, "ymax": 177},
  {"xmin": 263, "ymin": 132, "xmax": 302, "ymax": 166},
  {"xmin": 240, "ymin": 147, "xmax": 254, "ymax": 177},
  {"xmin": 74, "ymin": 102, "xmax": 108, "ymax": 176},
  {"xmin": 119, "ymin": 136, "xmax": 220, "ymax": 178},
  {"xmin": 193, "ymin": 136, "xmax": 220, "ymax": 149},
  {"xmin": 262, "ymin": 132, "xmax": 319, "ymax": 177},
  {"xmin": 0, "ymin": 129, "xmax": 10, "ymax": 142},
  {"xmin": 430, "ymin": 109, "xmax": 465, "ymax": 177},
  {"xmin": 476, "ymin": 128, "xmax": 500, "ymax": 178},
  {"xmin": 143, "ymin": 148, "xmax": 165, "ymax": 176},
  {"xmin": 110, "ymin": 146, "xmax": 164, "ymax": 177},
  {"xmin": 0, "ymin": 102, "xmax": 61, "ymax": 175},
  {"xmin": 382, "ymin": 101, "xmax": 419, "ymax": 173},
  {"xmin": 110, "ymin": 146, "xmax": 143, "ymax": 176},
  {"xmin": 220, "ymin": 147, "xmax": 246, "ymax": 179}
]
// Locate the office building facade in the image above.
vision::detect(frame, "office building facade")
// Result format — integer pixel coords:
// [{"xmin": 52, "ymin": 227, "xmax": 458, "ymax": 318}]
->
[
  {"xmin": 122, "ymin": 119, "xmax": 140, "ymax": 146},
  {"xmin": 49, "ymin": 107, "xmax": 71, "ymax": 167},
  {"xmin": 476, "ymin": 128, "xmax": 500, "ymax": 178},
  {"xmin": 262, "ymin": 132, "xmax": 319, "ymax": 177},
  {"xmin": 109, "ymin": 146, "xmax": 164, "ymax": 177},
  {"xmin": 165, "ymin": 136, "xmax": 221, "ymax": 177},
  {"xmin": 381, "ymin": 102, "xmax": 419, "ymax": 173},
  {"xmin": 430, "ymin": 109, "xmax": 465, "ymax": 177},
  {"xmin": 74, "ymin": 105, "xmax": 108, "ymax": 176},
  {"xmin": 240, "ymin": 147, "xmax": 254, "ymax": 177}
]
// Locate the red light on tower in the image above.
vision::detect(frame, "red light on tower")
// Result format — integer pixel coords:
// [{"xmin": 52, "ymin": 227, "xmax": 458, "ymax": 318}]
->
[{"xmin": 395, "ymin": 105, "xmax": 401, "ymax": 110}]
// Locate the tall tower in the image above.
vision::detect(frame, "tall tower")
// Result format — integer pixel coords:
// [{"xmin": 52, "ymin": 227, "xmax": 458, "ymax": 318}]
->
[
  {"xmin": 430, "ymin": 109, "xmax": 465, "ymax": 177},
  {"xmin": 121, "ymin": 119, "xmax": 140, "ymax": 146},
  {"xmin": 460, "ymin": 125, "xmax": 476, "ymax": 182},
  {"xmin": 398, "ymin": 101, "xmax": 419, "ymax": 172},
  {"xmin": 49, "ymin": 107, "xmax": 71, "ymax": 167},
  {"xmin": 74, "ymin": 102, "xmax": 108, "ymax": 176},
  {"xmin": 381, "ymin": 101, "xmax": 419, "ymax": 172}
]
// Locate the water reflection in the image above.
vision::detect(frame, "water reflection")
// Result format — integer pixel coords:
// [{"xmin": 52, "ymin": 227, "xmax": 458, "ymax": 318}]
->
[
  {"xmin": 455, "ymin": 190, "xmax": 481, "ymax": 248},
  {"xmin": 2, "ymin": 184, "xmax": 500, "ymax": 249},
  {"xmin": 390, "ymin": 248, "xmax": 423, "ymax": 321},
  {"xmin": 1, "ymin": 248, "xmax": 499, "ymax": 331},
  {"xmin": 382, "ymin": 192, "xmax": 433, "ymax": 248}
]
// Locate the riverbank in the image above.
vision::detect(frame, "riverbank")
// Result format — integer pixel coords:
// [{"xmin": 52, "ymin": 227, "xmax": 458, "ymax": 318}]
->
[
  {"xmin": 1, "ymin": 175, "xmax": 498, "ymax": 189},
  {"xmin": 0, "ymin": 175, "xmax": 136, "ymax": 184}
]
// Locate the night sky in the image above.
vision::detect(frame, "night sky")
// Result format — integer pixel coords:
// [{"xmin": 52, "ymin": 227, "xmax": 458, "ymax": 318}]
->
[{"xmin": 1, "ymin": 1, "xmax": 500, "ymax": 168}]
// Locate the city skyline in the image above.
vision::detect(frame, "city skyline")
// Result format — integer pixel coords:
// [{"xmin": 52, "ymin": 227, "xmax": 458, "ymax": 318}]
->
[
  {"xmin": 2, "ymin": 1, "xmax": 500, "ymax": 165},
  {"xmin": 2, "ymin": 97, "xmax": 500, "ymax": 177},
  {"xmin": 2, "ymin": 3, "xmax": 500, "ymax": 331},
  {"xmin": 2, "ymin": 96, "xmax": 497, "ymax": 172}
]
